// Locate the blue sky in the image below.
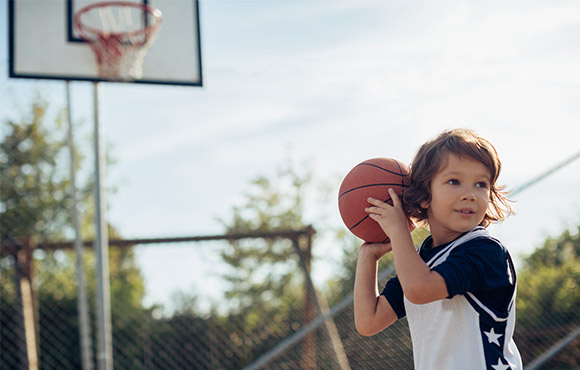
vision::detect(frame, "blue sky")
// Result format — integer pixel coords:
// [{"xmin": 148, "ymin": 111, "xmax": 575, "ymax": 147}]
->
[{"xmin": 2, "ymin": 0, "xmax": 580, "ymax": 309}]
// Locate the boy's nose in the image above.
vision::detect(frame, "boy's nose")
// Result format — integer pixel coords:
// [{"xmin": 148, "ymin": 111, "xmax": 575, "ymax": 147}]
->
[{"xmin": 461, "ymin": 191, "xmax": 476, "ymax": 201}]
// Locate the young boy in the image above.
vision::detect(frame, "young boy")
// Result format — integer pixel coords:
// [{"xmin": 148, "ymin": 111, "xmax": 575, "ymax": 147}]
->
[{"xmin": 353, "ymin": 129, "xmax": 522, "ymax": 369}]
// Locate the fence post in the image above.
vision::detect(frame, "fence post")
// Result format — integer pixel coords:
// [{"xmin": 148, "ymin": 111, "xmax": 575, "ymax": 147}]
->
[
  {"xmin": 292, "ymin": 230, "xmax": 351, "ymax": 370},
  {"xmin": 292, "ymin": 233, "xmax": 316, "ymax": 370},
  {"xmin": 13, "ymin": 236, "xmax": 39, "ymax": 370}
]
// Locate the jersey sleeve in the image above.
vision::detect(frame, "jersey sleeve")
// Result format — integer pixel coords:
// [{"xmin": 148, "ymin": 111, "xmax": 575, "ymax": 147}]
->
[
  {"xmin": 380, "ymin": 276, "xmax": 406, "ymax": 319},
  {"xmin": 432, "ymin": 238, "xmax": 512, "ymax": 298}
]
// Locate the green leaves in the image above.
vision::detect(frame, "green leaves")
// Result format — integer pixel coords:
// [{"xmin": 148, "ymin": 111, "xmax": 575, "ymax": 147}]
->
[
  {"xmin": 522, "ymin": 226, "xmax": 580, "ymax": 269},
  {"xmin": 1, "ymin": 96, "xmax": 69, "ymax": 242},
  {"xmin": 219, "ymin": 164, "xmax": 313, "ymax": 313}
]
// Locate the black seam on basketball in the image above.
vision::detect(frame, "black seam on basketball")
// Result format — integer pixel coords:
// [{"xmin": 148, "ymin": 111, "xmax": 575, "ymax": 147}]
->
[
  {"xmin": 349, "ymin": 214, "xmax": 370, "ymax": 230},
  {"xmin": 393, "ymin": 159, "xmax": 405, "ymax": 189},
  {"xmin": 339, "ymin": 183, "xmax": 409, "ymax": 199},
  {"xmin": 357, "ymin": 162, "xmax": 409, "ymax": 177},
  {"xmin": 348, "ymin": 196, "xmax": 394, "ymax": 230}
]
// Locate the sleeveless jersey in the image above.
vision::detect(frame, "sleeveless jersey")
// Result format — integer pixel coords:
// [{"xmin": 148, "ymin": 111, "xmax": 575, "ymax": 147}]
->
[{"xmin": 382, "ymin": 227, "xmax": 522, "ymax": 370}]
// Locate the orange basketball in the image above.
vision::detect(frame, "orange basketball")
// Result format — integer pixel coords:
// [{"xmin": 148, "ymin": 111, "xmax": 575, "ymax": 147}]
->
[{"xmin": 338, "ymin": 158, "xmax": 410, "ymax": 243}]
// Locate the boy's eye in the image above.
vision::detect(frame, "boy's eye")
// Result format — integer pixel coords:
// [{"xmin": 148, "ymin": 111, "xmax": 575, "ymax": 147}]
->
[
  {"xmin": 476, "ymin": 182, "xmax": 489, "ymax": 189},
  {"xmin": 447, "ymin": 179, "xmax": 460, "ymax": 185}
]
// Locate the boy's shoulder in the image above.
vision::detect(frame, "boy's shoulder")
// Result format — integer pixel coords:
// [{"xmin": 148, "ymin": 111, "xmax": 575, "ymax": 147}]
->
[
  {"xmin": 420, "ymin": 227, "xmax": 511, "ymax": 270},
  {"xmin": 451, "ymin": 232, "xmax": 510, "ymax": 265},
  {"xmin": 462, "ymin": 233, "xmax": 507, "ymax": 254}
]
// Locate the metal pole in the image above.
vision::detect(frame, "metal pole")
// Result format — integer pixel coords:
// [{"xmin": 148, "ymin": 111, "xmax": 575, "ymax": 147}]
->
[
  {"xmin": 13, "ymin": 238, "xmax": 39, "ymax": 370},
  {"xmin": 66, "ymin": 81, "xmax": 94, "ymax": 370},
  {"xmin": 292, "ymin": 236, "xmax": 351, "ymax": 370},
  {"xmin": 510, "ymin": 150, "xmax": 580, "ymax": 196},
  {"xmin": 243, "ymin": 263, "xmax": 396, "ymax": 370},
  {"xmin": 526, "ymin": 325, "xmax": 580, "ymax": 370},
  {"xmin": 93, "ymin": 82, "xmax": 113, "ymax": 370}
]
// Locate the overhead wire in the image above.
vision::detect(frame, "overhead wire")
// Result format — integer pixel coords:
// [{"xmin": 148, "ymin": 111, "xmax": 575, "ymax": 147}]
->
[{"xmin": 510, "ymin": 150, "xmax": 580, "ymax": 197}]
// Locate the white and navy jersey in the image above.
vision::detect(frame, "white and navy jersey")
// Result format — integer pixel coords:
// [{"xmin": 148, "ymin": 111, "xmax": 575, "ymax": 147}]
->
[{"xmin": 381, "ymin": 227, "xmax": 522, "ymax": 370}]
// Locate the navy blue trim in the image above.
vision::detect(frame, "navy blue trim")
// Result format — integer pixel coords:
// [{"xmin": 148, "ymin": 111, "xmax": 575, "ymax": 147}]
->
[
  {"xmin": 464, "ymin": 293, "xmax": 510, "ymax": 324},
  {"xmin": 422, "ymin": 227, "xmax": 486, "ymax": 267},
  {"xmin": 479, "ymin": 319, "xmax": 511, "ymax": 370}
]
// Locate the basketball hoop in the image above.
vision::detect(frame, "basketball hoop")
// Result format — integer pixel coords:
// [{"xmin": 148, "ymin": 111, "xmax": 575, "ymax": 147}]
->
[{"xmin": 74, "ymin": 1, "xmax": 162, "ymax": 81}]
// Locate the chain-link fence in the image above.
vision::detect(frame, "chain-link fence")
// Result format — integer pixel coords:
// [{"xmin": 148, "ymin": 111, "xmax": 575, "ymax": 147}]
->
[{"xmin": 1, "ymin": 226, "xmax": 579, "ymax": 370}]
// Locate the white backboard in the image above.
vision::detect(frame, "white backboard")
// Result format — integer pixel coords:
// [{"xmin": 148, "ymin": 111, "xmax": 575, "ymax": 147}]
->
[{"xmin": 8, "ymin": 0, "xmax": 203, "ymax": 86}]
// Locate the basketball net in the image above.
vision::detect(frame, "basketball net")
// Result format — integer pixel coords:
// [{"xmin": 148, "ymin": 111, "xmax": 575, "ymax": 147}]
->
[{"xmin": 74, "ymin": 1, "xmax": 162, "ymax": 81}]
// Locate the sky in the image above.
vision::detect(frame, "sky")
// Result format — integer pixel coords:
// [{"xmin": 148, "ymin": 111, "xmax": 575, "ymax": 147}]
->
[{"xmin": 2, "ymin": 0, "xmax": 580, "ymax": 309}]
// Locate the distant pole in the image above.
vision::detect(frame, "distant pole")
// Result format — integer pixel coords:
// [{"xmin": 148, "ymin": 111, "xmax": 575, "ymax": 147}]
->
[
  {"xmin": 13, "ymin": 237, "xmax": 38, "ymax": 370},
  {"xmin": 510, "ymin": 150, "xmax": 580, "ymax": 196},
  {"xmin": 93, "ymin": 82, "xmax": 114, "ymax": 370},
  {"xmin": 66, "ymin": 81, "xmax": 94, "ymax": 370},
  {"xmin": 526, "ymin": 325, "xmax": 580, "ymax": 370},
  {"xmin": 292, "ymin": 234, "xmax": 351, "ymax": 370}
]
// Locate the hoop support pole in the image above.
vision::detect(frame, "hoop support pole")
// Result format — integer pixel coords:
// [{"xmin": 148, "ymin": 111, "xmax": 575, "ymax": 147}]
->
[
  {"xmin": 66, "ymin": 81, "xmax": 94, "ymax": 370},
  {"xmin": 93, "ymin": 82, "xmax": 114, "ymax": 370}
]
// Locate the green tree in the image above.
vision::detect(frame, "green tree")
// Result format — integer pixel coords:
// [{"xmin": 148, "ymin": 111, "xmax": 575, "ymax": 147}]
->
[
  {"xmin": 0, "ymin": 95, "xmax": 148, "ymax": 369},
  {"xmin": 219, "ymin": 164, "xmax": 314, "ymax": 312},
  {"xmin": 1, "ymin": 95, "xmax": 82, "ymax": 368},
  {"xmin": 516, "ymin": 226, "xmax": 580, "ymax": 368},
  {"xmin": 0, "ymin": 96, "xmax": 72, "ymax": 243},
  {"xmin": 217, "ymin": 163, "xmax": 336, "ymax": 367}
]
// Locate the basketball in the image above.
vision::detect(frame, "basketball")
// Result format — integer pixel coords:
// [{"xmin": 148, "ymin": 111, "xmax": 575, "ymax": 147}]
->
[{"xmin": 338, "ymin": 158, "xmax": 410, "ymax": 243}]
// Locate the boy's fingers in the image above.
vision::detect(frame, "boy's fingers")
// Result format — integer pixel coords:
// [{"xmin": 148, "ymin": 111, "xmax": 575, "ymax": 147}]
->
[
  {"xmin": 388, "ymin": 188, "xmax": 401, "ymax": 207},
  {"xmin": 367, "ymin": 197, "xmax": 385, "ymax": 206}
]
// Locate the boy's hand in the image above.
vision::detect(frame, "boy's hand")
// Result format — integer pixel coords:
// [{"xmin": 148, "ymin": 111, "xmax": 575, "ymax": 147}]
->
[
  {"xmin": 359, "ymin": 241, "xmax": 392, "ymax": 260},
  {"xmin": 365, "ymin": 188, "xmax": 411, "ymax": 240}
]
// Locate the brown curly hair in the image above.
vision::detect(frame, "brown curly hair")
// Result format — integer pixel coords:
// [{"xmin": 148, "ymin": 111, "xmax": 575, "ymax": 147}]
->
[{"xmin": 403, "ymin": 128, "xmax": 514, "ymax": 227}]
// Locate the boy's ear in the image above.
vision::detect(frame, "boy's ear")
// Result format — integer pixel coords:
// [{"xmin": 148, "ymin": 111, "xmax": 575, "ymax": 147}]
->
[{"xmin": 420, "ymin": 201, "xmax": 429, "ymax": 209}]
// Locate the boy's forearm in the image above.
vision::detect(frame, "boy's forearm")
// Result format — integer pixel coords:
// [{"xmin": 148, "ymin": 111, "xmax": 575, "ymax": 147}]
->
[
  {"xmin": 354, "ymin": 248, "xmax": 379, "ymax": 317},
  {"xmin": 354, "ymin": 246, "xmax": 398, "ymax": 335},
  {"xmin": 353, "ymin": 248, "xmax": 381, "ymax": 333}
]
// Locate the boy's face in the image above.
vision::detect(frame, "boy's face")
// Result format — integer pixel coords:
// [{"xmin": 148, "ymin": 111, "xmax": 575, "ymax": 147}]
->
[{"xmin": 421, "ymin": 153, "xmax": 491, "ymax": 246}]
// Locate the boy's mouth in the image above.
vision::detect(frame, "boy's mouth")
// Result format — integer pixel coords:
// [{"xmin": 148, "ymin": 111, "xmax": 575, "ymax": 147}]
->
[{"xmin": 456, "ymin": 208, "xmax": 475, "ymax": 215}]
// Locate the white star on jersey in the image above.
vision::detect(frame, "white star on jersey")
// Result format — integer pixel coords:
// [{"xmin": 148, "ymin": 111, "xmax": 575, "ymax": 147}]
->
[
  {"xmin": 485, "ymin": 328, "xmax": 503, "ymax": 346},
  {"xmin": 491, "ymin": 359, "xmax": 509, "ymax": 370}
]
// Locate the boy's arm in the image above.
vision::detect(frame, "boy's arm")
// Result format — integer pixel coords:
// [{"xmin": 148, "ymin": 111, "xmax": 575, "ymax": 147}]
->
[
  {"xmin": 353, "ymin": 243, "xmax": 398, "ymax": 336},
  {"xmin": 387, "ymin": 226, "xmax": 449, "ymax": 304},
  {"xmin": 366, "ymin": 189, "xmax": 449, "ymax": 305}
]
